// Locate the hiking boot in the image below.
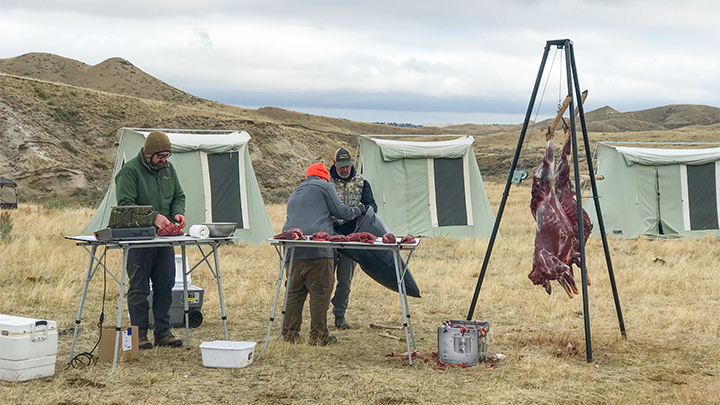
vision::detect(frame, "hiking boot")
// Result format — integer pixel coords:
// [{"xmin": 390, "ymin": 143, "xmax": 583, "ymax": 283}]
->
[
  {"xmin": 310, "ymin": 335, "xmax": 337, "ymax": 346},
  {"xmin": 282, "ymin": 332, "xmax": 300, "ymax": 343},
  {"xmin": 155, "ymin": 333, "xmax": 182, "ymax": 347},
  {"xmin": 335, "ymin": 316, "xmax": 350, "ymax": 330},
  {"xmin": 138, "ymin": 335, "xmax": 153, "ymax": 350}
]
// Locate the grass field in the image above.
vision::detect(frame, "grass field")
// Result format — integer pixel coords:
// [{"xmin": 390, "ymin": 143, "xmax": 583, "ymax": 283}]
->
[{"xmin": 2, "ymin": 182, "xmax": 720, "ymax": 404}]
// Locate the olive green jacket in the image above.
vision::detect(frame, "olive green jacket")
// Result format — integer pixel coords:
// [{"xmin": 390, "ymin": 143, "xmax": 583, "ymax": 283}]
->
[{"xmin": 115, "ymin": 151, "xmax": 186, "ymax": 221}]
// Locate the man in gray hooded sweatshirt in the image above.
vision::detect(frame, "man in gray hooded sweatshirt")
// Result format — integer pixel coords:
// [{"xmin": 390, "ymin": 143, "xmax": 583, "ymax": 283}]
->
[{"xmin": 280, "ymin": 163, "xmax": 366, "ymax": 346}]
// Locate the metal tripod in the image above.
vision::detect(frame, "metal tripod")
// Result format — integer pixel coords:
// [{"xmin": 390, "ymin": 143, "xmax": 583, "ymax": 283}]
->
[{"xmin": 466, "ymin": 39, "xmax": 626, "ymax": 363}]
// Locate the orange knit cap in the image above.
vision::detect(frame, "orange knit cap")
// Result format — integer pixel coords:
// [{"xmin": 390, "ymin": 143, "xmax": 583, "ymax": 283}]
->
[{"xmin": 305, "ymin": 163, "xmax": 330, "ymax": 181}]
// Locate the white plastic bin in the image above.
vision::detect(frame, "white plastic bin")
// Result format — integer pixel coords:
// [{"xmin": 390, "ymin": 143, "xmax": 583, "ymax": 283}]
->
[{"xmin": 199, "ymin": 341, "xmax": 256, "ymax": 368}]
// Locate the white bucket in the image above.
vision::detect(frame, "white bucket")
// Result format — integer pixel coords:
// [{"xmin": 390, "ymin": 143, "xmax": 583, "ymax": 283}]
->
[{"xmin": 199, "ymin": 341, "xmax": 256, "ymax": 368}]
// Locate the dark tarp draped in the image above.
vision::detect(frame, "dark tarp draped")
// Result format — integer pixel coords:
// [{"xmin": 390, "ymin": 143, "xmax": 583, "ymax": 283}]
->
[{"xmin": 338, "ymin": 208, "xmax": 421, "ymax": 298}]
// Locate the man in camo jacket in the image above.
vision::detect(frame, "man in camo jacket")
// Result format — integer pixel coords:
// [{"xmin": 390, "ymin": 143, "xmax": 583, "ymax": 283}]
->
[{"xmin": 329, "ymin": 148, "xmax": 377, "ymax": 330}]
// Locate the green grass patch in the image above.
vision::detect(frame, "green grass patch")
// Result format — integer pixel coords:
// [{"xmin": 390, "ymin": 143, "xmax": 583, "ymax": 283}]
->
[
  {"xmin": 60, "ymin": 140, "xmax": 78, "ymax": 153},
  {"xmin": 33, "ymin": 85, "xmax": 50, "ymax": 100},
  {"xmin": 53, "ymin": 107, "xmax": 81, "ymax": 126},
  {"xmin": 0, "ymin": 211, "xmax": 12, "ymax": 243}
]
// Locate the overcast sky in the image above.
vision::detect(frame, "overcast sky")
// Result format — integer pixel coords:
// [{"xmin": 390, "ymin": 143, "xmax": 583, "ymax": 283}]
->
[{"xmin": 1, "ymin": 1, "xmax": 718, "ymax": 125}]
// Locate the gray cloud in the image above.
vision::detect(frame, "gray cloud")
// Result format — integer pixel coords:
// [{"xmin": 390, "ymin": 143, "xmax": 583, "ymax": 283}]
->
[
  {"xmin": 192, "ymin": 28, "xmax": 213, "ymax": 48},
  {"xmin": 0, "ymin": 0, "xmax": 718, "ymax": 124}
]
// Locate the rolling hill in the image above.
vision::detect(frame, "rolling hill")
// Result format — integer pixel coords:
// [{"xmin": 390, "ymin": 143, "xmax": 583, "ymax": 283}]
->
[{"xmin": 1, "ymin": 52, "xmax": 719, "ymax": 206}]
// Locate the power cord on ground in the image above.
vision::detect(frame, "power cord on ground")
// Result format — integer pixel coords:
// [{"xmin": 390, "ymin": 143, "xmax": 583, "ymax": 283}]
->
[{"xmin": 65, "ymin": 248, "xmax": 109, "ymax": 369}]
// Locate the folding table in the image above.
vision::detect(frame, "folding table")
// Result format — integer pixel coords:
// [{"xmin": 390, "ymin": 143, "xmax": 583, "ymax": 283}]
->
[
  {"xmin": 65, "ymin": 235, "xmax": 233, "ymax": 368},
  {"xmin": 264, "ymin": 238, "xmax": 420, "ymax": 364}
]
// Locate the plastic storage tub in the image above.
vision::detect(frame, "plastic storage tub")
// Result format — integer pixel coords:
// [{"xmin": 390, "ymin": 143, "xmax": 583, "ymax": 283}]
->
[{"xmin": 199, "ymin": 341, "xmax": 256, "ymax": 368}]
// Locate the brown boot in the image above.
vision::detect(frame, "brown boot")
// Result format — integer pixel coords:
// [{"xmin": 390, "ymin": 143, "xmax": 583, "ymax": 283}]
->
[
  {"xmin": 155, "ymin": 333, "xmax": 182, "ymax": 347},
  {"xmin": 138, "ymin": 335, "xmax": 153, "ymax": 350},
  {"xmin": 310, "ymin": 335, "xmax": 337, "ymax": 346}
]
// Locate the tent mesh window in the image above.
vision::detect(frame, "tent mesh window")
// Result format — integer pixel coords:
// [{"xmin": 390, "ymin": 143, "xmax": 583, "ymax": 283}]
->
[
  {"xmin": 433, "ymin": 158, "xmax": 468, "ymax": 227},
  {"xmin": 686, "ymin": 163, "xmax": 718, "ymax": 231},
  {"xmin": 207, "ymin": 152, "xmax": 243, "ymax": 228}
]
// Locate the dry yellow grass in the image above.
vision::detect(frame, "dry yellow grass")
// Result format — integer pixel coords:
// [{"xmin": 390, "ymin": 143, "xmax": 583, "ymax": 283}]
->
[{"xmin": 2, "ymin": 182, "xmax": 720, "ymax": 404}]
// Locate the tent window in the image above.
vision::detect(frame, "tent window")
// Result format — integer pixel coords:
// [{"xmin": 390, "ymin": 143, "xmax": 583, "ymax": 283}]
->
[
  {"xmin": 207, "ymin": 152, "xmax": 244, "ymax": 228},
  {"xmin": 433, "ymin": 158, "xmax": 468, "ymax": 226},
  {"xmin": 686, "ymin": 163, "xmax": 718, "ymax": 230}
]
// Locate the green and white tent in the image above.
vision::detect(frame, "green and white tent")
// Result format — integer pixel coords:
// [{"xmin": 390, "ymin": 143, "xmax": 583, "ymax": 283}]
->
[
  {"xmin": 585, "ymin": 142, "xmax": 720, "ymax": 239},
  {"xmin": 357, "ymin": 135, "xmax": 495, "ymax": 238},
  {"xmin": 84, "ymin": 128, "xmax": 274, "ymax": 243},
  {"xmin": 0, "ymin": 177, "xmax": 18, "ymax": 209}
]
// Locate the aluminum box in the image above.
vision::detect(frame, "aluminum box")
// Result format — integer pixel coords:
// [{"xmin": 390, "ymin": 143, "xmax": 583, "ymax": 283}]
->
[
  {"xmin": 148, "ymin": 284, "xmax": 204, "ymax": 328},
  {"xmin": 437, "ymin": 320, "xmax": 489, "ymax": 366}
]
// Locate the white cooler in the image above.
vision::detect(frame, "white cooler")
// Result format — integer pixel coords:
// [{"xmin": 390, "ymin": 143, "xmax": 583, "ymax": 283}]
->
[{"xmin": 0, "ymin": 314, "xmax": 58, "ymax": 381}]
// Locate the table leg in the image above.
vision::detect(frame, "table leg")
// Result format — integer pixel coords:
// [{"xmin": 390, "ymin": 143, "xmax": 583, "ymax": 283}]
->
[
  {"xmin": 393, "ymin": 249, "xmax": 413, "ymax": 365},
  {"xmin": 181, "ymin": 244, "xmax": 191, "ymax": 350},
  {"xmin": 68, "ymin": 244, "xmax": 98, "ymax": 365},
  {"xmin": 278, "ymin": 247, "xmax": 295, "ymax": 340},
  {"xmin": 113, "ymin": 247, "xmax": 130, "ymax": 368},
  {"xmin": 398, "ymin": 256, "xmax": 416, "ymax": 351},
  {"xmin": 264, "ymin": 245, "xmax": 289, "ymax": 351},
  {"xmin": 212, "ymin": 243, "xmax": 229, "ymax": 340}
]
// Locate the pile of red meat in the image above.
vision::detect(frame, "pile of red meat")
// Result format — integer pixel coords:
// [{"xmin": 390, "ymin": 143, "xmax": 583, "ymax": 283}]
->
[
  {"xmin": 528, "ymin": 129, "xmax": 593, "ymax": 298},
  {"xmin": 312, "ymin": 232, "xmax": 375, "ymax": 244},
  {"xmin": 157, "ymin": 224, "xmax": 184, "ymax": 236},
  {"xmin": 274, "ymin": 229, "xmax": 417, "ymax": 245},
  {"xmin": 382, "ymin": 233, "xmax": 416, "ymax": 244},
  {"xmin": 273, "ymin": 228, "xmax": 306, "ymax": 240}
]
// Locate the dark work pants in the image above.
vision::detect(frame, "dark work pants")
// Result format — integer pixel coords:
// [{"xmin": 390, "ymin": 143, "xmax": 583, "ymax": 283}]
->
[
  {"xmin": 126, "ymin": 246, "xmax": 175, "ymax": 339},
  {"xmin": 281, "ymin": 257, "xmax": 334, "ymax": 341},
  {"xmin": 331, "ymin": 254, "xmax": 356, "ymax": 318}
]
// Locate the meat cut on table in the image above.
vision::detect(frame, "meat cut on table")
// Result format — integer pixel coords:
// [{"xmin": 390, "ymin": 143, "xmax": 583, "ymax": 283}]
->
[
  {"xmin": 528, "ymin": 128, "xmax": 593, "ymax": 298},
  {"xmin": 348, "ymin": 232, "xmax": 375, "ymax": 244},
  {"xmin": 157, "ymin": 224, "xmax": 184, "ymax": 236},
  {"xmin": 273, "ymin": 228, "xmax": 305, "ymax": 240}
]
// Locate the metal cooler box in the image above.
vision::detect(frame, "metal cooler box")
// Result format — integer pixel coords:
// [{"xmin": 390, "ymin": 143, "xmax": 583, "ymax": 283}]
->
[
  {"xmin": 148, "ymin": 284, "xmax": 204, "ymax": 328},
  {"xmin": 438, "ymin": 320, "xmax": 489, "ymax": 366},
  {"xmin": 148, "ymin": 254, "xmax": 204, "ymax": 328},
  {"xmin": 0, "ymin": 314, "xmax": 58, "ymax": 381}
]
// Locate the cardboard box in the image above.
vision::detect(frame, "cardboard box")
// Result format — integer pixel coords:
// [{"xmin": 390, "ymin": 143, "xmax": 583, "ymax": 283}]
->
[{"xmin": 98, "ymin": 325, "xmax": 139, "ymax": 363}]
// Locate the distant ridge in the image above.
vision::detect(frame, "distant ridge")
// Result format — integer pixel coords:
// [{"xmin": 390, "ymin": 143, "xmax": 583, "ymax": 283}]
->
[
  {"xmin": 2, "ymin": 51, "xmax": 720, "ymax": 206},
  {"xmin": 0, "ymin": 52, "xmax": 202, "ymax": 104},
  {"xmin": 581, "ymin": 104, "xmax": 720, "ymax": 132}
]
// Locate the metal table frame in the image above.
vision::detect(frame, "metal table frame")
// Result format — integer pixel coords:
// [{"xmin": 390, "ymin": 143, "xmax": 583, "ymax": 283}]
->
[
  {"xmin": 65, "ymin": 235, "xmax": 233, "ymax": 368},
  {"xmin": 264, "ymin": 238, "xmax": 420, "ymax": 364}
]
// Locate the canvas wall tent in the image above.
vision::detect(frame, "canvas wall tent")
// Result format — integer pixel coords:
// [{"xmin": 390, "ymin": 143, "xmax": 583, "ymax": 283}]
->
[
  {"xmin": 356, "ymin": 135, "xmax": 495, "ymax": 238},
  {"xmin": 0, "ymin": 177, "xmax": 18, "ymax": 209},
  {"xmin": 84, "ymin": 128, "xmax": 274, "ymax": 243},
  {"xmin": 585, "ymin": 142, "xmax": 720, "ymax": 239}
]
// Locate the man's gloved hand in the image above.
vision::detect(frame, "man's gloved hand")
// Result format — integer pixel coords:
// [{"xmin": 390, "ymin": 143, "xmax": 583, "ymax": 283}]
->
[{"xmin": 357, "ymin": 203, "xmax": 367, "ymax": 215}]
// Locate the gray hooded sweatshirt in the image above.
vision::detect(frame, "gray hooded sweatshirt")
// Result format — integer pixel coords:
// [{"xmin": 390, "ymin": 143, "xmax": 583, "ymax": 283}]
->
[{"xmin": 282, "ymin": 175, "xmax": 362, "ymax": 259}]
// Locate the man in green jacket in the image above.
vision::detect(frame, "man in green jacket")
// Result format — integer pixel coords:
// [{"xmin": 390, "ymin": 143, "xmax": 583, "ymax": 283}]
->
[{"xmin": 115, "ymin": 130, "xmax": 186, "ymax": 349}]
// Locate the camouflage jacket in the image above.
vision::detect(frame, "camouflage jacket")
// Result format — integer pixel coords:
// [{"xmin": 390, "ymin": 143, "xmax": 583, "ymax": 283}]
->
[{"xmin": 329, "ymin": 164, "xmax": 377, "ymax": 234}]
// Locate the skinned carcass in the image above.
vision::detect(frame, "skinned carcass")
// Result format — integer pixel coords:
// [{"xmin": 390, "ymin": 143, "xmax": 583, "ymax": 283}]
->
[
  {"xmin": 528, "ymin": 91, "xmax": 593, "ymax": 298},
  {"xmin": 555, "ymin": 128, "xmax": 593, "ymax": 272},
  {"xmin": 529, "ymin": 138, "xmax": 579, "ymax": 298}
]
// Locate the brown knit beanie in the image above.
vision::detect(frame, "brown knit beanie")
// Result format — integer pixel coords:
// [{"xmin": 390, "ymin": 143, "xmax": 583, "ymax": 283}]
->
[{"xmin": 143, "ymin": 130, "xmax": 171, "ymax": 161}]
